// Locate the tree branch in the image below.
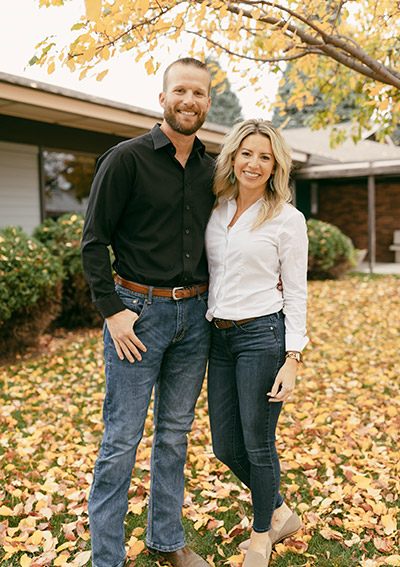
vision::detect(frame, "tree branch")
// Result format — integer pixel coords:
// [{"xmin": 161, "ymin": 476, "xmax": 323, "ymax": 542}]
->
[
  {"xmin": 186, "ymin": 29, "xmax": 321, "ymax": 63},
  {"xmin": 220, "ymin": 1, "xmax": 400, "ymax": 88}
]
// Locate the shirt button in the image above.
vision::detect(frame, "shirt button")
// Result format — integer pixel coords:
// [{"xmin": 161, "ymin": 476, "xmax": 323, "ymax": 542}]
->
[
  {"xmin": 185, "ymin": 253, "xmax": 190, "ymax": 258},
  {"xmin": 186, "ymin": 205, "xmax": 190, "ymax": 210},
  {"xmin": 185, "ymin": 229, "xmax": 190, "ymax": 234}
]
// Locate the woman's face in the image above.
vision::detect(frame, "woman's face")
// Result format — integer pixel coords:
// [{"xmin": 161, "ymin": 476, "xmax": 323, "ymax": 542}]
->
[{"xmin": 233, "ymin": 134, "xmax": 275, "ymax": 197}]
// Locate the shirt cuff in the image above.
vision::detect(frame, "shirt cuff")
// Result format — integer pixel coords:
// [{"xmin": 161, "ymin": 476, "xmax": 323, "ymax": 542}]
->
[
  {"xmin": 285, "ymin": 333, "xmax": 309, "ymax": 352},
  {"xmin": 94, "ymin": 292, "xmax": 126, "ymax": 319}
]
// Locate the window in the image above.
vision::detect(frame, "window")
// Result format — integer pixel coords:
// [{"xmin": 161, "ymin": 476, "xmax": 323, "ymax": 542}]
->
[{"xmin": 43, "ymin": 150, "xmax": 97, "ymax": 219}]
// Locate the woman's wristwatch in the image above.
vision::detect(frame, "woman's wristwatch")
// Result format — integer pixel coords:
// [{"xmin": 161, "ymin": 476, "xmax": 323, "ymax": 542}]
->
[{"xmin": 285, "ymin": 351, "xmax": 303, "ymax": 363}]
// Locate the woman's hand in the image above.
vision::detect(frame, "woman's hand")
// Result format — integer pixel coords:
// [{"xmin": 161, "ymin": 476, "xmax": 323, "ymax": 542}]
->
[{"xmin": 267, "ymin": 358, "xmax": 298, "ymax": 402}]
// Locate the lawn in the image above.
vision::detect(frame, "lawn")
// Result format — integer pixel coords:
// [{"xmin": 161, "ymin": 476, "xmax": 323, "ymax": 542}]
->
[{"xmin": 0, "ymin": 275, "xmax": 399, "ymax": 567}]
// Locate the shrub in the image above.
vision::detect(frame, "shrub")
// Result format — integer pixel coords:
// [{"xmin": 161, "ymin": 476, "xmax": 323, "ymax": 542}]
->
[
  {"xmin": 0, "ymin": 226, "xmax": 63, "ymax": 359},
  {"xmin": 33, "ymin": 213, "xmax": 103, "ymax": 328},
  {"xmin": 307, "ymin": 218, "xmax": 356, "ymax": 280}
]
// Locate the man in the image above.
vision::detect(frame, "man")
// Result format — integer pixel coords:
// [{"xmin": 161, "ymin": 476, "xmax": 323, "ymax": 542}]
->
[{"xmin": 82, "ymin": 58, "xmax": 215, "ymax": 567}]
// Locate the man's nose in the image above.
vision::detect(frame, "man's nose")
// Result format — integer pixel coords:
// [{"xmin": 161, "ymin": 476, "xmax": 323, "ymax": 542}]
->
[{"xmin": 182, "ymin": 91, "xmax": 195, "ymax": 105}]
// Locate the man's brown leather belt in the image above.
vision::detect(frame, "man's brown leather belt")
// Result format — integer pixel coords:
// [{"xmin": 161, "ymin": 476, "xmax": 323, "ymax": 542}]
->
[
  {"xmin": 213, "ymin": 317, "xmax": 255, "ymax": 329},
  {"xmin": 115, "ymin": 275, "xmax": 208, "ymax": 300}
]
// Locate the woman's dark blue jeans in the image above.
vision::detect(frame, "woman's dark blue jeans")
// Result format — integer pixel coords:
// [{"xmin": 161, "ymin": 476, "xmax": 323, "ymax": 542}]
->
[{"xmin": 208, "ymin": 311, "xmax": 286, "ymax": 533}]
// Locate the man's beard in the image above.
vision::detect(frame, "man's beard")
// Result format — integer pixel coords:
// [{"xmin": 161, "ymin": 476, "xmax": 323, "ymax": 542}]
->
[{"xmin": 163, "ymin": 103, "xmax": 207, "ymax": 136}]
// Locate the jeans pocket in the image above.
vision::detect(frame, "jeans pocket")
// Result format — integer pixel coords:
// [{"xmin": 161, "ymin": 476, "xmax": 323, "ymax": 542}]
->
[
  {"xmin": 117, "ymin": 289, "xmax": 148, "ymax": 322},
  {"xmin": 198, "ymin": 291, "xmax": 209, "ymax": 309},
  {"xmin": 236, "ymin": 316, "xmax": 274, "ymax": 334}
]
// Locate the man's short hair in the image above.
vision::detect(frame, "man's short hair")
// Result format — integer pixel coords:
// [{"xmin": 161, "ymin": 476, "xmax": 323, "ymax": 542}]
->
[{"xmin": 163, "ymin": 57, "xmax": 211, "ymax": 94}]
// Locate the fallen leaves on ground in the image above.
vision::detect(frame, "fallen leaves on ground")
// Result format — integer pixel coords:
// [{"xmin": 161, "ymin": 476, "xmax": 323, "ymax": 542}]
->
[{"xmin": 0, "ymin": 275, "xmax": 399, "ymax": 567}]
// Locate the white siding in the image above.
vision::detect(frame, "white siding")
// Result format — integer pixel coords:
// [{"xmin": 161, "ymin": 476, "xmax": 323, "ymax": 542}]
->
[{"xmin": 0, "ymin": 141, "xmax": 41, "ymax": 234}]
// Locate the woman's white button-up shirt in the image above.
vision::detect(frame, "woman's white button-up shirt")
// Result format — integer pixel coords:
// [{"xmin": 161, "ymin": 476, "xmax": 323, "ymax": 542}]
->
[{"xmin": 205, "ymin": 198, "xmax": 309, "ymax": 352}]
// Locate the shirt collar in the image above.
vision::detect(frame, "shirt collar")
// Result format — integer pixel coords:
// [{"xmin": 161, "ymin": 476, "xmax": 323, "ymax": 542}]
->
[{"xmin": 151, "ymin": 123, "xmax": 206, "ymax": 157}]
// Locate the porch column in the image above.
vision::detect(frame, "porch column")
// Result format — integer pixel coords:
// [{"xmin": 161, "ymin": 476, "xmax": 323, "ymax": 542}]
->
[{"xmin": 368, "ymin": 174, "xmax": 376, "ymax": 273}]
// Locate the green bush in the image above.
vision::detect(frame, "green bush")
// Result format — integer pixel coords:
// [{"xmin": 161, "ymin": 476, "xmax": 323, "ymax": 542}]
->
[
  {"xmin": 307, "ymin": 218, "xmax": 356, "ymax": 280},
  {"xmin": 33, "ymin": 213, "xmax": 103, "ymax": 328},
  {"xmin": 0, "ymin": 226, "xmax": 63, "ymax": 359}
]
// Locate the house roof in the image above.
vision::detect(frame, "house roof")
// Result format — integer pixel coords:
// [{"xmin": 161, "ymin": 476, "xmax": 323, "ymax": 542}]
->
[
  {"xmin": 283, "ymin": 123, "xmax": 400, "ymax": 178},
  {"xmin": 0, "ymin": 72, "xmax": 226, "ymax": 154},
  {"xmin": 282, "ymin": 122, "xmax": 400, "ymax": 165},
  {"xmin": 1, "ymin": 72, "xmax": 399, "ymax": 177}
]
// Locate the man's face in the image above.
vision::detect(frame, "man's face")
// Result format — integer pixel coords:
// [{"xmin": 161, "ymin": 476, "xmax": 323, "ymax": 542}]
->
[{"xmin": 159, "ymin": 64, "xmax": 211, "ymax": 136}]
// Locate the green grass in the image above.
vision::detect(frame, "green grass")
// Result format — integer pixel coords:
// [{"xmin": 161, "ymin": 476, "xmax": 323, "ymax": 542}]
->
[{"xmin": 1, "ymin": 276, "xmax": 400, "ymax": 566}]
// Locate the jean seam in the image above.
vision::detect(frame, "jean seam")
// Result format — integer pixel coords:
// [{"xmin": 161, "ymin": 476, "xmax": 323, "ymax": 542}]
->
[
  {"xmin": 147, "ymin": 374, "xmax": 161, "ymax": 542},
  {"xmin": 253, "ymin": 401, "xmax": 275, "ymax": 533},
  {"xmin": 231, "ymin": 403, "xmax": 251, "ymax": 481}
]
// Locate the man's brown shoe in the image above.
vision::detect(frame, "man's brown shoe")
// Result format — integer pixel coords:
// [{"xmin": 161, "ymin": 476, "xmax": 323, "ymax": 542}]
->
[{"xmin": 150, "ymin": 545, "xmax": 211, "ymax": 567}]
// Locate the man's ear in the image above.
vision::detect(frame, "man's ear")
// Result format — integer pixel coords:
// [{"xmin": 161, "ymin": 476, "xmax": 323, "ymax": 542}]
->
[{"xmin": 159, "ymin": 91, "xmax": 165, "ymax": 108}]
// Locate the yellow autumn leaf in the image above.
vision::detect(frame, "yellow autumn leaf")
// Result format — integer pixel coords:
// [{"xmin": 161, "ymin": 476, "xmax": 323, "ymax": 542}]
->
[
  {"xmin": 137, "ymin": 0, "xmax": 150, "ymax": 13},
  {"xmin": 54, "ymin": 553, "xmax": 70, "ymax": 566},
  {"xmin": 29, "ymin": 530, "xmax": 43, "ymax": 545},
  {"xmin": 226, "ymin": 554, "xmax": 243, "ymax": 563},
  {"xmin": 96, "ymin": 69, "xmax": 109, "ymax": 81},
  {"xmin": 145, "ymin": 58, "xmax": 154, "ymax": 75},
  {"xmin": 127, "ymin": 539, "xmax": 145, "ymax": 556},
  {"xmin": 385, "ymin": 557, "xmax": 400, "ymax": 566},
  {"xmin": 0, "ymin": 505, "xmax": 13, "ymax": 516},
  {"xmin": 353, "ymin": 475, "xmax": 372, "ymax": 488},
  {"xmin": 129, "ymin": 502, "xmax": 143, "ymax": 515},
  {"xmin": 20, "ymin": 555, "xmax": 31, "ymax": 567},
  {"xmin": 70, "ymin": 550, "xmax": 92, "ymax": 567},
  {"xmin": 84, "ymin": 0, "xmax": 101, "ymax": 21},
  {"xmin": 381, "ymin": 514, "xmax": 397, "ymax": 535}
]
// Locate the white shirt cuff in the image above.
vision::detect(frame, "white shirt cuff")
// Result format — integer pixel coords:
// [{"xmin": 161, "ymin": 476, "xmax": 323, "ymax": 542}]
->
[{"xmin": 285, "ymin": 333, "xmax": 309, "ymax": 352}]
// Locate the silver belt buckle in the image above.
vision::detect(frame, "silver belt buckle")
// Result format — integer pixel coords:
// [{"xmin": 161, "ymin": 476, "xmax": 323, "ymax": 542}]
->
[{"xmin": 172, "ymin": 286, "xmax": 184, "ymax": 300}]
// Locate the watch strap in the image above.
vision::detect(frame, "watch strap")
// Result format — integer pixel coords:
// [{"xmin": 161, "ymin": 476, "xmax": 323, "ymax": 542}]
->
[{"xmin": 285, "ymin": 351, "xmax": 303, "ymax": 363}]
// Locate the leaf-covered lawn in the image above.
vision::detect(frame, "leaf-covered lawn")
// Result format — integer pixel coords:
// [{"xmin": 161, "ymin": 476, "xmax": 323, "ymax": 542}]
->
[{"xmin": 1, "ymin": 275, "xmax": 399, "ymax": 567}]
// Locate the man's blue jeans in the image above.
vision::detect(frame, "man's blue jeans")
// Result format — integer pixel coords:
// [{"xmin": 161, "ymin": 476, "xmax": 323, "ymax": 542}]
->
[
  {"xmin": 88, "ymin": 284, "xmax": 211, "ymax": 567},
  {"xmin": 207, "ymin": 312, "xmax": 285, "ymax": 533}
]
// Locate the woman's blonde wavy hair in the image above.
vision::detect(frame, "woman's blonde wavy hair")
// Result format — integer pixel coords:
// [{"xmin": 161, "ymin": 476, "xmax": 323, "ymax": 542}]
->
[{"xmin": 213, "ymin": 119, "xmax": 293, "ymax": 229}]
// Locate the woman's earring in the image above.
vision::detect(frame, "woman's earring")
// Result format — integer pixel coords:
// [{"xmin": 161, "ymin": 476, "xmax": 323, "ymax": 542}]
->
[
  {"xmin": 268, "ymin": 175, "xmax": 275, "ymax": 192},
  {"xmin": 230, "ymin": 168, "xmax": 236, "ymax": 184}
]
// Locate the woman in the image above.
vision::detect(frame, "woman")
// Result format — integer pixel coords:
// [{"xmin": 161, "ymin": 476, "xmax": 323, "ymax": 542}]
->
[{"xmin": 205, "ymin": 119, "xmax": 308, "ymax": 567}]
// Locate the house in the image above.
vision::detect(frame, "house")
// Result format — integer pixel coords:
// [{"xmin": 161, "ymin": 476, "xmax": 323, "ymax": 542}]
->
[
  {"xmin": 0, "ymin": 72, "xmax": 225, "ymax": 234},
  {"xmin": 282, "ymin": 124, "xmax": 400, "ymax": 265},
  {"xmin": 1, "ymin": 72, "xmax": 399, "ymax": 266}
]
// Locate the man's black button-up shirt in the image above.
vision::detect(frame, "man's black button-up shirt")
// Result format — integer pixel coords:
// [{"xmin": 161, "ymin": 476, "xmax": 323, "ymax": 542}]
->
[{"xmin": 81, "ymin": 124, "xmax": 215, "ymax": 318}]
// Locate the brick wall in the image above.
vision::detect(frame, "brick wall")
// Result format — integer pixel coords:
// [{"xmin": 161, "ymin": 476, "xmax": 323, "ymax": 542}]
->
[
  {"xmin": 375, "ymin": 179, "xmax": 400, "ymax": 262},
  {"xmin": 315, "ymin": 177, "xmax": 400, "ymax": 262}
]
